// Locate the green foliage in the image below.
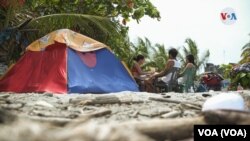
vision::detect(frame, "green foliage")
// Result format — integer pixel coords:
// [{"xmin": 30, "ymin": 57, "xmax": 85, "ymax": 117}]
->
[
  {"xmin": 230, "ymin": 72, "xmax": 250, "ymax": 90},
  {"xmin": 0, "ymin": 31, "xmax": 23, "ymax": 64},
  {"xmin": 1, "ymin": 0, "xmax": 161, "ymax": 65},
  {"xmin": 122, "ymin": 37, "xmax": 152, "ymax": 69},
  {"xmin": 149, "ymin": 44, "xmax": 169, "ymax": 70},
  {"xmin": 240, "ymin": 34, "xmax": 250, "ymax": 64},
  {"xmin": 0, "ymin": 13, "xmax": 121, "ymax": 65},
  {"xmin": 230, "ymin": 33, "xmax": 250, "ymax": 90},
  {"xmin": 219, "ymin": 64, "xmax": 233, "ymax": 79},
  {"xmin": 0, "ymin": 19, "xmax": 32, "ymax": 64},
  {"xmin": 128, "ymin": 37, "xmax": 211, "ymax": 74},
  {"xmin": 0, "ymin": 0, "xmax": 25, "ymax": 29},
  {"xmin": 126, "ymin": 37, "xmax": 170, "ymax": 71},
  {"xmin": 24, "ymin": 0, "xmax": 160, "ymax": 22},
  {"xmin": 24, "ymin": 14, "xmax": 120, "ymax": 43},
  {"xmin": 219, "ymin": 63, "xmax": 250, "ymax": 90},
  {"xmin": 178, "ymin": 38, "xmax": 210, "ymax": 72},
  {"xmin": 106, "ymin": 27, "xmax": 133, "ymax": 65}
]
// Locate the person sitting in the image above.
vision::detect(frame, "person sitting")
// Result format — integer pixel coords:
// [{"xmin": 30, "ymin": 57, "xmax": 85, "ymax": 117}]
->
[
  {"xmin": 131, "ymin": 54, "xmax": 152, "ymax": 91},
  {"xmin": 145, "ymin": 48, "xmax": 181, "ymax": 92},
  {"xmin": 178, "ymin": 54, "xmax": 196, "ymax": 92}
]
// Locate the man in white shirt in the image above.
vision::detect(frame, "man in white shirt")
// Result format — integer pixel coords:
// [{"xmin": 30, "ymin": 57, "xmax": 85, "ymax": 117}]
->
[{"xmin": 145, "ymin": 48, "xmax": 181, "ymax": 92}]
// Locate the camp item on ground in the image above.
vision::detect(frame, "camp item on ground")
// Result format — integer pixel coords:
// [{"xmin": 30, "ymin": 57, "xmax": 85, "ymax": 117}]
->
[
  {"xmin": 200, "ymin": 72, "xmax": 223, "ymax": 91},
  {"xmin": 237, "ymin": 83, "xmax": 244, "ymax": 91},
  {"xmin": 202, "ymin": 93, "xmax": 244, "ymax": 112}
]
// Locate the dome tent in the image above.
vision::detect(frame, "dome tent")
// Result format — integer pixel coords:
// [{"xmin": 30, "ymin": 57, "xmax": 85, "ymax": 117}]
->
[{"xmin": 0, "ymin": 29, "xmax": 139, "ymax": 93}]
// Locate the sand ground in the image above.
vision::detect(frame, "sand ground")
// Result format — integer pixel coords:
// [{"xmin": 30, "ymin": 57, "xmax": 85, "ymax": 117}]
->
[{"xmin": 0, "ymin": 90, "xmax": 250, "ymax": 141}]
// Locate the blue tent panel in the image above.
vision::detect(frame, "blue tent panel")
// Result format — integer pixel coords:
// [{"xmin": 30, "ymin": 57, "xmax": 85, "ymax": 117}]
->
[{"xmin": 67, "ymin": 48, "xmax": 139, "ymax": 93}]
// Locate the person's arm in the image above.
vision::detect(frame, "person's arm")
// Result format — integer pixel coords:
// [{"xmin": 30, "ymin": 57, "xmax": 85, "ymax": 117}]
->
[
  {"xmin": 134, "ymin": 63, "xmax": 145, "ymax": 75},
  {"xmin": 154, "ymin": 60, "xmax": 174, "ymax": 78},
  {"xmin": 134, "ymin": 63, "xmax": 151, "ymax": 75}
]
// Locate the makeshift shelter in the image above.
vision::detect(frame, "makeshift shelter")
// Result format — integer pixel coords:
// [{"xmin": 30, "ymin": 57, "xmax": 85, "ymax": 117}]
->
[{"xmin": 0, "ymin": 29, "xmax": 139, "ymax": 93}]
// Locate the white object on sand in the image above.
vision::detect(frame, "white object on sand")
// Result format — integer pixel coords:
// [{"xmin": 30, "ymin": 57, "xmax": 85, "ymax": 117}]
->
[
  {"xmin": 35, "ymin": 100, "xmax": 54, "ymax": 108},
  {"xmin": 202, "ymin": 93, "xmax": 244, "ymax": 111}
]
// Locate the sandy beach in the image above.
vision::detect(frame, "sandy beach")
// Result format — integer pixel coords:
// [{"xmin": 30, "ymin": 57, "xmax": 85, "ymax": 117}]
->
[{"xmin": 0, "ymin": 90, "xmax": 250, "ymax": 141}]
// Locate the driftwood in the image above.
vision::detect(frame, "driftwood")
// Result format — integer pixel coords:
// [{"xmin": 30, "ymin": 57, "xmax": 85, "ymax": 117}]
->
[
  {"xmin": 1, "ymin": 91, "xmax": 250, "ymax": 141},
  {"xmin": 139, "ymin": 107, "xmax": 172, "ymax": 117},
  {"xmin": 119, "ymin": 116, "xmax": 205, "ymax": 141},
  {"xmin": 181, "ymin": 103, "xmax": 202, "ymax": 110},
  {"xmin": 79, "ymin": 108, "xmax": 111, "ymax": 118},
  {"xmin": 1, "ymin": 103, "xmax": 24, "ymax": 110},
  {"xmin": 30, "ymin": 110, "xmax": 79, "ymax": 119},
  {"xmin": 115, "ymin": 110, "xmax": 250, "ymax": 140},
  {"xmin": 70, "ymin": 95, "xmax": 144, "ymax": 105},
  {"xmin": 203, "ymin": 109, "xmax": 250, "ymax": 124},
  {"xmin": 27, "ymin": 116, "xmax": 72, "ymax": 126},
  {"xmin": 161, "ymin": 110, "xmax": 182, "ymax": 118},
  {"xmin": 2, "ymin": 109, "xmax": 250, "ymax": 141},
  {"xmin": 149, "ymin": 96, "xmax": 202, "ymax": 107},
  {"xmin": 28, "ymin": 108, "xmax": 112, "ymax": 127},
  {"xmin": 67, "ymin": 108, "xmax": 112, "ymax": 127}
]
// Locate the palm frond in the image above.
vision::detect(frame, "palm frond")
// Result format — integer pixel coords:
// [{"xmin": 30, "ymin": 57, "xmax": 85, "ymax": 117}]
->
[
  {"xmin": 180, "ymin": 38, "xmax": 210, "ymax": 72},
  {"xmin": 133, "ymin": 37, "xmax": 152, "ymax": 57},
  {"xmin": 149, "ymin": 44, "xmax": 168, "ymax": 70},
  {"xmin": 241, "ymin": 47, "xmax": 250, "ymax": 57},
  {"xmin": 144, "ymin": 37, "xmax": 152, "ymax": 48},
  {"xmin": 185, "ymin": 38, "xmax": 198, "ymax": 58},
  {"xmin": 239, "ymin": 56, "xmax": 250, "ymax": 64},
  {"xmin": 156, "ymin": 44, "xmax": 167, "ymax": 55},
  {"xmin": 242, "ymin": 42, "xmax": 250, "ymax": 50},
  {"xmin": 149, "ymin": 43, "xmax": 158, "ymax": 55},
  {"xmin": 239, "ymin": 34, "xmax": 250, "ymax": 64},
  {"xmin": 24, "ymin": 14, "xmax": 120, "ymax": 43},
  {"xmin": 197, "ymin": 50, "xmax": 210, "ymax": 69},
  {"xmin": 182, "ymin": 46, "xmax": 189, "ymax": 56},
  {"xmin": 177, "ymin": 53, "xmax": 185, "ymax": 67}
]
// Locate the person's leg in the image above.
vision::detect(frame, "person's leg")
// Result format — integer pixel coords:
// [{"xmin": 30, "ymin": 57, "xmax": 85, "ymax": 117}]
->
[
  {"xmin": 156, "ymin": 80, "xmax": 168, "ymax": 93},
  {"xmin": 144, "ymin": 79, "xmax": 155, "ymax": 92},
  {"xmin": 135, "ymin": 78, "xmax": 143, "ymax": 91}
]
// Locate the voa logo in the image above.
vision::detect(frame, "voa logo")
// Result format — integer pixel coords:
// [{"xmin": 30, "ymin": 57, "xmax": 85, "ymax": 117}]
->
[{"xmin": 220, "ymin": 8, "xmax": 237, "ymax": 25}]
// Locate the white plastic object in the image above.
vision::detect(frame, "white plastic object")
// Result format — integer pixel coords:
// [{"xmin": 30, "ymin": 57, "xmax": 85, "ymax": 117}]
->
[
  {"xmin": 237, "ymin": 83, "xmax": 244, "ymax": 91},
  {"xmin": 190, "ymin": 86, "xmax": 194, "ymax": 93},
  {"xmin": 202, "ymin": 93, "xmax": 244, "ymax": 112}
]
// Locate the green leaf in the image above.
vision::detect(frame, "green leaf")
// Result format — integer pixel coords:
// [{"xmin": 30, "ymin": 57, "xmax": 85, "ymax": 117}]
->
[{"xmin": 240, "ymin": 73, "xmax": 247, "ymax": 78}]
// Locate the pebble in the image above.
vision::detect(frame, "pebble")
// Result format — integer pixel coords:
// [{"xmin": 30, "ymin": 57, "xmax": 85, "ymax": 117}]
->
[
  {"xmin": 202, "ymin": 93, "xmax": 211, "ymax": 97},
  {"xmin": 162, "ymin": 95, "xmax": 171, "ymax": 98},
  {"xmin": 44, "ymin": 93, "xmax": 53, "ymax": 97}
]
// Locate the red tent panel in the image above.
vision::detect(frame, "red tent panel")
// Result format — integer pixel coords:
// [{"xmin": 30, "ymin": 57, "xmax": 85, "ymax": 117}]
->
[{"xmin": 0, "ymin": 42, "xmax": 67, "ymax": 93}]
